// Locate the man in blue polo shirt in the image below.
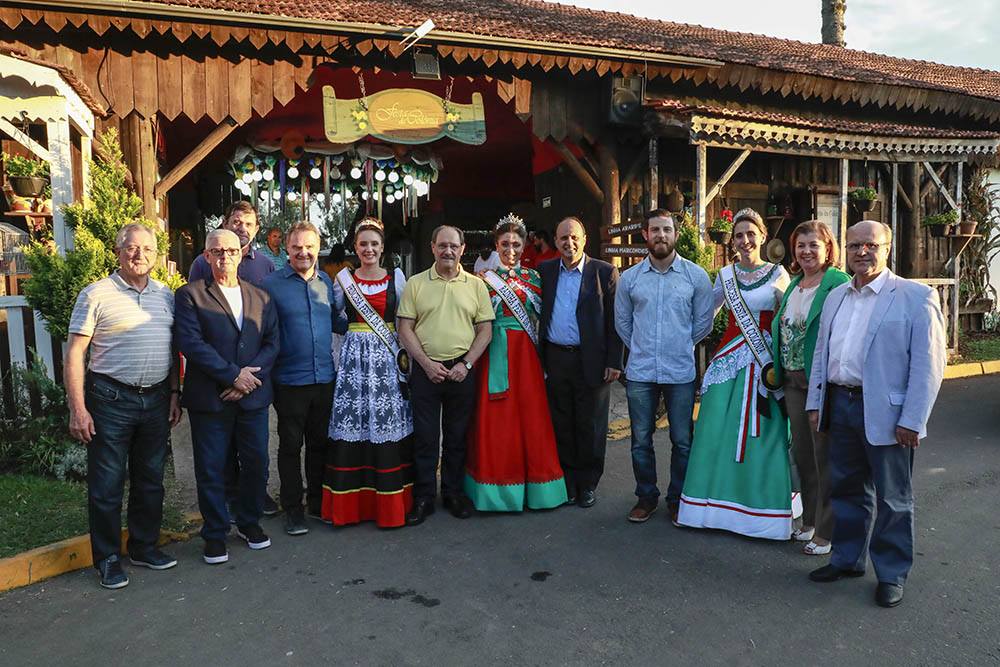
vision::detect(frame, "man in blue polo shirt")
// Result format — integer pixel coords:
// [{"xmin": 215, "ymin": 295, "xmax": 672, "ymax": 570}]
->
[{"xmin": 261, "ymin": 221, "xmax": 342, "ymax": 536}]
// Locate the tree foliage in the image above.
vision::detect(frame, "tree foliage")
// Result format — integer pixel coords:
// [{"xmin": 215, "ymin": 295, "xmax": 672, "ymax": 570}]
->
[
  {"xmin": 22, "ymin": 129, "xmax": 182, "ymax": 340},
  {"xmin": 960, "ymin": 167, "xmax": 1000, "ymax": 306}
]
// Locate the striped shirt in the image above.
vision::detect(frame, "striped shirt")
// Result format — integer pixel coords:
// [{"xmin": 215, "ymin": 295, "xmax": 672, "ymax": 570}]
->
[{"xmin": 69, "ymin": 271, "xmax": 175, "ymax": 386}]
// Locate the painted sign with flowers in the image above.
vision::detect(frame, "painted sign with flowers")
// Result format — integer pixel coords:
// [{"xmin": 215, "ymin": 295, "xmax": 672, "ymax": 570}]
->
[{"xmin": 322, "ymin": 86, "xmax": 486, "ymax": 145}]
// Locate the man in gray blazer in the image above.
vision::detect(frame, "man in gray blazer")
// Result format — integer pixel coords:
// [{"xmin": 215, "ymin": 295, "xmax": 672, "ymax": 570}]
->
[{"xmin": 805, "ymin": 220, "xmax": 945, "ymax": 608}]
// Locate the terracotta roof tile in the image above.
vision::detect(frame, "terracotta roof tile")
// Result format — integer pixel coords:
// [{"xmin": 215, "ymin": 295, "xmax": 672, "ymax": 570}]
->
[
  {"xmin": 0, "ymin": 46, "xmax": 107, "ymax": 117},
  {"xmin": 142, "ymin": 0, "xmax": 1000, "ymax": 102},
  {"xmin": 648, "ymin": 98, "xmax": 1000, "ymax": 139}
]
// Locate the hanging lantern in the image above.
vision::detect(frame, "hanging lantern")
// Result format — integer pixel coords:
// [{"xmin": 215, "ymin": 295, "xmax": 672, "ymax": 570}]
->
[
  {"xmin": 388, "ymin": 171, "xmax": 399, "ymax": 183},
  {"xmin": 375, "ymin": 169, "xmax": 386, "ymax": 182},
  {"xmin": 403, "ymin": 174, "xmax": 414, "ymax": 186},
  {"xmin": 252, "ymin": 171, "xmax": 263, "ymax": 182},
  {"xmin": 332, "ymin": 193, "xmax": 343, "ymax": 204},
  {"xmin": 350, "ymin": 166, "xmax": 362, "ymax": 179},
  {"xmin": 242, "ymin": 172, "xmax": 254, "ymax": 184},
  {"xmin": 310, "ymin": 167, "xmax": 322, "ymax": 179},
  {"xmin": 287, "ymin": 161, "xmax": 300, "ymax": 179},
  {"xmin": 262, "ymin": 169, "xmax": 274, "ymax": 181}
]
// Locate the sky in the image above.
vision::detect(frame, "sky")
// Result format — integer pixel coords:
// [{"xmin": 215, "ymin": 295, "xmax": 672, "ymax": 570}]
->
[{"xmin": 548, "ymin": 0, "xmax": 1000, "ymax": 72}]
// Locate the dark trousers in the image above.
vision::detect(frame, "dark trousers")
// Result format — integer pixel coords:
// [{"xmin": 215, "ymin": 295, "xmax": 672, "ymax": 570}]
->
[
  {"xmin": 545, "ymin": 344, "xmax": 611, "ymax": 495},
  {"xmin": 273, "ymin": 382, "xmax": 334, "ymax": 512},
  {"xmin": 827, "ymin": 386, "xmax": 915, "ymax": 585},
  {"xmin": 189, "ymin": 405, "xmax": 269, "ymax": 541},
  {"xmin": 625, "ymin": 379, "xmax": 697, "ymax": 507},
  {"xmin": 85, "ymin": 373, "xmax": 170, "ymax": 567},
  {"xmin": 409, "ymin": 360, "xmax": 476, "ymax": 500}
]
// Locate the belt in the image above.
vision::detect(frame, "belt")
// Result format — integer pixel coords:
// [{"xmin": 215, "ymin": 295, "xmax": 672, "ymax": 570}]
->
[
  {"xmin": 89, "ymin": 372, "xmax": 169, "ymax": 394},
  {"xmin": 546, "ymin": 341, "xmax": 580, "ymax": 353},
  {"xmin": 348, "ymin": 321, "xmax": 395, "ymax": 332},
  {"xmin": 830, "ymin": 383, "xmax": 864, "ymax": 397}
]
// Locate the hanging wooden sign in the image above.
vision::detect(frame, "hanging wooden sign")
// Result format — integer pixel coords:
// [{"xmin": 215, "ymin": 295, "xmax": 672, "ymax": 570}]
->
[
  {"xmin": 322, "ymin": 86, "xmax": 487, "ymax": 146},
  {"xmin": 601, "ymin": 244, "xmax": 649, "ymax": 257}
]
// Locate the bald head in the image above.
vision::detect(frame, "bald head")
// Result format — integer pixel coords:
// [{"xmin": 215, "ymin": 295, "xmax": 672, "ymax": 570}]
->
[
  {"xmin": 846, "ymin": 220, "xmax": 891, "ymax": 286},
  {"xmin": 556, "ymin": 217, "xmax": 587, "ymax": 268}
]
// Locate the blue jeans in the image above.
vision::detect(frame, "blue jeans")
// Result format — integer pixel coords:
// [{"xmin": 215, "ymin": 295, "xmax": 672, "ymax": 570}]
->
[
  {"xmin": 85, "ymin": 373, "xmax": 170, "ymax": 567},
  {"xmin": 188, "ymin": 405, "xmax": 270, "ymax": 541},
  {"xmin": 625, "ymin": 379, "xmax": 696, "ymax": 506},
  {"xmin": 827, "ymin": 386, "xmax": 915, "ymax": 585}
]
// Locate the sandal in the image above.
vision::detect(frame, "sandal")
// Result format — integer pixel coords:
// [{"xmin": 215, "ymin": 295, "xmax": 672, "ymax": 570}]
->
[
  {"xmin": 792, "ymin": 526, "xmax": 815, "ymax": 542},
  {"xmin": 803, "ymin": 540, "xmax": 831, "ymax": 555}
]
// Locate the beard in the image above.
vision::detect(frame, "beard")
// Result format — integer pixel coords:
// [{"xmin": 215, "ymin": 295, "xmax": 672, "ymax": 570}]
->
[{"xmin": 648, "ymin": 240, "xmax": 674, "ymax": 259}]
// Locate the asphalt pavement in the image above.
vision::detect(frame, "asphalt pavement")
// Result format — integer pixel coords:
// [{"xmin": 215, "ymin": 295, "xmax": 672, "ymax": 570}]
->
[{"xmin": 1, "ymin": 375, "xmax": 998, "ymax": 666}]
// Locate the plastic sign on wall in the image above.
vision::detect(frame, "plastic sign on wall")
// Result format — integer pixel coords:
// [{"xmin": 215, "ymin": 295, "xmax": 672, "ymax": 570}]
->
[{"xmin": 323, "ymin": 86, "xmax": 486, "ymax": 145}]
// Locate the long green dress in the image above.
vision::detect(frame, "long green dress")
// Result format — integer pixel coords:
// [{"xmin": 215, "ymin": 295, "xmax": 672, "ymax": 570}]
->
[{"xmin": 678, "ymin": 262, "xmax": 795, "ymax": 540}]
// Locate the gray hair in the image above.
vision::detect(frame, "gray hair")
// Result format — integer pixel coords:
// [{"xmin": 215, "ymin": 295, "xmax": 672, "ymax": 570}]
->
[
  {"xmin": 205, "ymin": 228, "xmax": 241, "ymax": 247},
  {"xmin": 115, "ymin": 223, "xmax": 157, "ymax": 250},
  {"xmin": 431, "ymin": 225, "xmax": 464, "ymax": 245}
]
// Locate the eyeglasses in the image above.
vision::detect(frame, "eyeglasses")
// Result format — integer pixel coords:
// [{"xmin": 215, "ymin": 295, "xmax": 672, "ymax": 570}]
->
[
  {"xmin": 122, "ymin": 245, "xmax": 157, "ymax": 256},
  {"xmin": 846, "ymin": 242, "xmax": 884, "ymax": 253},
  {"xmin": 207, "ymin": 248, "xmax": 241, "ymax": 258}
]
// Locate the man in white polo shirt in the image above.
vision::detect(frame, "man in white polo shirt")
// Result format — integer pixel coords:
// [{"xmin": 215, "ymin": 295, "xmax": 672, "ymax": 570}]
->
[{"xmin": 65, "ymin": 223, "xmax": 183, "ymax": 590}]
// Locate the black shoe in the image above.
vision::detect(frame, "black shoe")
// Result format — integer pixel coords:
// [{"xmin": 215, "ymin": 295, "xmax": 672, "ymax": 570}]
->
[
  {"xmin": 809, "ymin": 564, "xmax": 865, "ymax": 582},
  {"xmin": 284, "ymin": 506, "xmax": 309, "ymax": 536},
  {"xmin": 875, "ymin": 582, "xmax": 904, "ymax": 608},
  {"xmin": 405, "ymin": 497, "xmax": 435, "ymax": 526},
  {"xmin": 203, "ymin": 539, "xmax": 229, "ymax": 565},
  {"xmin": 97, "ymin": 555, "xmax": 129, "ymax": 589},
  {"xmin": 235, "ymin": 523, "xmax": 272, "ymax": 549},
  {"xmin": 579, "ymin": 488, "xmax": 597, "ymax": 508},
  {"xmin": 565, "ymin": 494, "xmax": 577, "ymax": 506},
  {"xmin": 129, "ymin": 549, "xmax": 177, "ymax": 570},
  {"xmin": 262, "ymin": 494, "xmax": 280, "ymax": 516},
  {"xmin": 307, "ymin": 505, "xmax": 332, "ymax": 525},
  {"xmin": 442, "ymin": 495, "xmax": 473, "ymax": 519}
]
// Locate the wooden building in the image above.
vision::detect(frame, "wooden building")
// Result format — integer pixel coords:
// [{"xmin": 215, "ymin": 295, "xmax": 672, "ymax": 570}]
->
[{"xmin": 3, "ymin": 0, "xmax": 1000, "ymax": 351}]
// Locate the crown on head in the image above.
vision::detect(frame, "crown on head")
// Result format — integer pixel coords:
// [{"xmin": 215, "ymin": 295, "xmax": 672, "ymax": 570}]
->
[
  {"xmin": 355, "ymin": 217, "xmax": 384, "ymax": 234},
  {"xmin": 733, "ymin": 208, "xmax": 763, "ymax": 227},
  {"xmin": 495, "ymin": 213, "xmax": 526, "ymax": 233}
]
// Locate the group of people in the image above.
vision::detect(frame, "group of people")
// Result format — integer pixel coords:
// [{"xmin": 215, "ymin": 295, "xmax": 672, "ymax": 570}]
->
[{"xmin": 67, "ymin": 201, "xmax": 945, "ymax": 609}]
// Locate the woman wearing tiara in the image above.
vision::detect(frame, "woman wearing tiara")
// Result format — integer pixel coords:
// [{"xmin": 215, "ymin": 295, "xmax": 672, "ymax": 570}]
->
[
  {"xmin": 321, "ymin": 218, "xmax": 413, "ymax": 528},
  {"xmin": 678, "ymin": 208, "xmax": 795, "ymax": 540},
  {"xmin": 464, "ymin": 214, "xmax": 568, "ymax": 511}
]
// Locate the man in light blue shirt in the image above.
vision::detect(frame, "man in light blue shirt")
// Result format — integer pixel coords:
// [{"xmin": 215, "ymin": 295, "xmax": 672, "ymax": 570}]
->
[{"xmin": 615, "ymin": 209, "xmax": 714, "ymax": 526}]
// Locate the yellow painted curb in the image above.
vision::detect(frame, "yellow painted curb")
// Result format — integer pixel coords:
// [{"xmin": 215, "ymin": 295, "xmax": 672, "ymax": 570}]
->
[
  {"xmin": 944, "ymin": 362, "xmax": 986, "ymax": 379},
  {"xmin": 607, "ymin": 404, "xmax": 701, "ymax": 441},
  {"xmin": 982, "ymin": 360, "xmax": 1000, "ymax": 375},
  {"xmin": 0, "ymin": 512, "xmax": 202, "ymax": 594}
]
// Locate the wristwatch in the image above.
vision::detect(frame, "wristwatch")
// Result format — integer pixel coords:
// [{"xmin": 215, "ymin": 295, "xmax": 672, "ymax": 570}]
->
[{"xmin": 461, "ymin": 359, "xmax": 473, "ymax": 371}]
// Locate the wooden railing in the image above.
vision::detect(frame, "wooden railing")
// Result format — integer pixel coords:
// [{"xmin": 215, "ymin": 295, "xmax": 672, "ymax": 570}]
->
[
  {"xmin": 0, "ymin": 295, "xmax": 59, "ymax": 381},
  {"xmin": 912, "ymin": 279, "xmax": 956, "ymax": 355}
]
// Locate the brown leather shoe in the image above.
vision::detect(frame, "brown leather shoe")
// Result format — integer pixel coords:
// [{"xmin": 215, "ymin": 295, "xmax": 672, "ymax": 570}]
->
[
  {"xmin": 627, "ymin": 498, "xmax": 658, "ymax": 523},
  {"xmin": 669, "ymin": 505, "xmax": 682, "ymax": 528}
]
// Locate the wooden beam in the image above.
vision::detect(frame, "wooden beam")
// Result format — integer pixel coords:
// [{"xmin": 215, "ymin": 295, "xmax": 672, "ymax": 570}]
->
[
  {"xmin": 952, "ymin": 161, "xmax": 963, "ymax": 351},
  {"xmin": 598, "ymin": 143, "xmax": 621, "ymax": 233},
  {"xmin": 705, "ymin": 148, "xmax": 751, "ymax": 205},
  {"xmin": 880, "ymin": 163, "xmax": 912, "ymax": 210},
  {"xmin": 891, "ymin": 162, "xmax": 898, "ymax": 270},
  {"xmin": 618, "ymin": 144, "xmax": 649, "ymax": 203},
  {"xmin": 154, "ymin": 118, "xmax": 238, "ymax": 200},
  {"xmin": 922, "ymin": 161, "xmax": 958, "ymax": 211},
  {"xmin": 648, "ymin": 137, "xmax": 658, "ymax": 210},
  {"xmin": 0, "ymin": 118, "xmax": 52, "ymax": 161},
  {"xmin": 839, "ymin": 158, "xmax": 848, "ymax": 259},
  {"xmin": 695, "ymin": 143, "xmax": 707, "ymax": 240},
  {"xmin": 549, "ymin": 138, "xmax": 603, "ymax": 204},
  {"xmin": 918, "ymin": 163, "xmax": 948, "ymax": 202}
]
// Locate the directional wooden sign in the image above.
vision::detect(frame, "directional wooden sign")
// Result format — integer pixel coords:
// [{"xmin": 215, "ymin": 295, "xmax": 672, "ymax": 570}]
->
[
  {"xmin": 601, "ymin": 221, "xmax": 643, "ymax": 239},
  {"xmin": 323, "ymin": 86, "xmax": 486, "ymax": 145},
  {"xmin": 601, "ymin": 244, "xmax": 648, "ymax": 257}
]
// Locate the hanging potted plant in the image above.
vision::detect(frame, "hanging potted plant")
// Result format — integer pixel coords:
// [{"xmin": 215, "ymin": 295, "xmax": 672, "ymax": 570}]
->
[
  {"xmin": 922, "ymin": 209, "xmax": 958, "ymax": 238},
  {"xmin": 2, "ymin": 152, "xmax": 50, "ymax": 198},
  {"xmin": 848, "ymin": 181, "xmax": 878, "ymax": 212},
  {"xmin": 708, "ymin": 209, "xmax": 734, "ymax": 244}
]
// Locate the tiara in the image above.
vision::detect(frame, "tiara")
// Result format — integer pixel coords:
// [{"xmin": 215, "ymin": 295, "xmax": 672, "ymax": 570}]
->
[
  {"xmin": 495, "ymin": 213, "xmax": 526, "ymax": 233},
  {"xmin": 733, "ymin": 208, "xmax": 763, "ymax": 226},
  {"xmin": 355, "ymin": 217, "xmax": 384, "ymax": 233}
]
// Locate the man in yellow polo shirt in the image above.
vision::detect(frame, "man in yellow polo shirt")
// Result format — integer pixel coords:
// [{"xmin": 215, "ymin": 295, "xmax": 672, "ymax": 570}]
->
[{"xmin": 398, "ymin": 225, "xmax": 494, "ymax": 525}]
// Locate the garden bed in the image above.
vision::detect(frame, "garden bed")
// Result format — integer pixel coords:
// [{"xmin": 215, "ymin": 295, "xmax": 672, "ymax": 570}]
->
[{"xmin": 951, "ymin": 330, "xmax": 1000, "ymax": 364}]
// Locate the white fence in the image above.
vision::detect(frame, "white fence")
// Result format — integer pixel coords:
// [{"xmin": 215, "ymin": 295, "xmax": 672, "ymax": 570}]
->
[{"xmin": 0, "ymin": 295, "xmax": 59, "ymax": 381}]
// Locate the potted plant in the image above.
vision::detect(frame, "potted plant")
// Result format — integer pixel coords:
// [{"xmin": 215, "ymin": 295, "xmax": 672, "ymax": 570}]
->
[
  {"xmin": 848, "ymin": 181, "xmax": 878, "ymax": 212},
  {"xmin": 708, "ymin": 210, "xmax": 733, "ymax": 244},
  {"xmin": 2, "ymin": 152, "xmax": 49, "ymax": 198},
  {"xmin": 922, "ymin": 209, "xmax": 958, "ymax": 238},
  {"xmin": 666, "ymin": 189, "xmax": 685, "ymax": 213},
  {"xmin": 957, "ymin": 215, "xmax": 978, "ymax": 235}
]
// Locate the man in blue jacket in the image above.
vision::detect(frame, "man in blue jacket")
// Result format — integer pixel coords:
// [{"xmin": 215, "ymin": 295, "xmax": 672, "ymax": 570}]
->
[{"xmin": 175, "ymin": 229, "xmax": 279, "ymax": 565}]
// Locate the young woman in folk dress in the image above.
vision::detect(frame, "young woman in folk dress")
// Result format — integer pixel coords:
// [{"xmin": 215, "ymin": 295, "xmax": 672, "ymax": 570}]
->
[
  {"xmin": 321, "ymin": 218, "xmax": 413, "ymax": 527},
  {"xmin": 678, "ymin": 208, "xmax": 795, "ymax": 540},
  {"xmin": 464, "ymin": 215, "xmax": 568, "ymax": 511}
]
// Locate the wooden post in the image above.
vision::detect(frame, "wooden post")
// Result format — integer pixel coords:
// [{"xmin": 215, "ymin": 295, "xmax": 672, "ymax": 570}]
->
[
  {"xmin": 891, "ymin": 162, "xmax": 898, "ymax": 271},
  {"xmin": 121, "ymin": 113, "xmax": 159, "ymax": 229},
  {"xmin": 154, "ymin": 118, "xmax": 239, "ymax": 201},
  {"xmin": 551, "ymin": 138, "xmax": 603, "ymax": 204},
  {"xmin": 838, "ymin": 158, "xmax": 848, "ymax": 260},
  {"xmin": 648, "ymin": 137, "xmax": 658, "ymax": 211},
  {"xmin": 953, "ymin": 161, "xmax": 963, "ymax": 351},
  {"xmin": 909, "ymin": 162, "xmax": 923, "ymax": 277},
  {"xmin": 79, "ymin": 135, "xmax": 92, "ymax": 203},
  {"xmin": 46, "ymin": 119, "xmax": 73, "ymax": 254},
  {"xmin": 598, "ymin": 143, "xmax": 620, "ymax": 265},
  {"xmin": 695, "ymin": 143, "xmax": 707, "ymax": 242}
]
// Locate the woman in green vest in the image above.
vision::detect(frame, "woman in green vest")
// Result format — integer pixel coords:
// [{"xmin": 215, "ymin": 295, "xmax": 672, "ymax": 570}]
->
[{"xmin": 772, "ymin": 220, "xmax": 849, "ymax": 556}]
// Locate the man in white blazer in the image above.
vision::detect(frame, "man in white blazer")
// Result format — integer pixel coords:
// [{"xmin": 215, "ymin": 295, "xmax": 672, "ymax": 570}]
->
[{"xmin": 805, "ymin": 220, "xmax": 945, "ymax": 608}]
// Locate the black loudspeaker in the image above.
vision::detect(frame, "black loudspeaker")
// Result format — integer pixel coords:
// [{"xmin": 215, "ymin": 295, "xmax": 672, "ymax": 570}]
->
[{"xmin": 608, "ymin": 75, "xmax": 645, "ymax": 126}]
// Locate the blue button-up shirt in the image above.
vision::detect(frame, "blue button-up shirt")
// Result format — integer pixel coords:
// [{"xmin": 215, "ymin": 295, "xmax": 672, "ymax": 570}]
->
[
  {"xmin": 188, "ymin": 247, "xmax": 275, "ymax": 284},
  {"xmin": 260, "ymin": 265, "xmax": 336, "ymax": 385},
  {"xmin": 548, "ymin": 256, "xmax": 585, "ymax": 346},
  {"xmin": 614, "ymin": 254, "xmax": 715, "ymax": 384}
]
